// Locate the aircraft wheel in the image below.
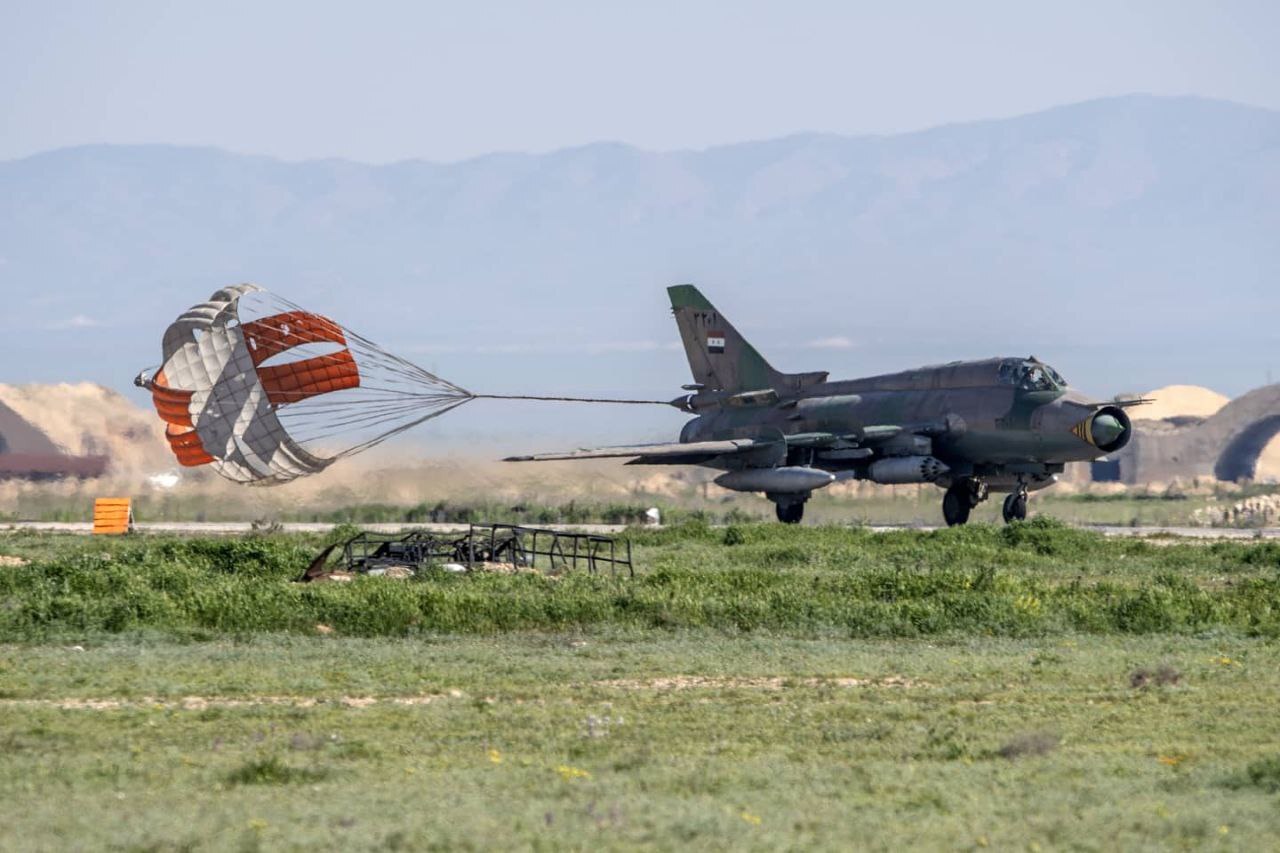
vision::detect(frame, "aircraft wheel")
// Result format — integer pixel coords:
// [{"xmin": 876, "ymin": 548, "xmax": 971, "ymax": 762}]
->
[
  {"xmin": 1002, "ymin": 492, "xmax": 1028, "ymax": 523},
  {"xmin": 775, "ymin": 502, "xmax": 805, "ymax": 524},
  {"xmin": 942, "ymin": 487, "xmax": 971, "ymax": 527}
]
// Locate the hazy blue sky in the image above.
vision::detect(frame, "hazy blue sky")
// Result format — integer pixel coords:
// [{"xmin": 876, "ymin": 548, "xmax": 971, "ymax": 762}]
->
[{"xmin": 3, "ymin": 1, "xmax": 1278, "ymax": 163}]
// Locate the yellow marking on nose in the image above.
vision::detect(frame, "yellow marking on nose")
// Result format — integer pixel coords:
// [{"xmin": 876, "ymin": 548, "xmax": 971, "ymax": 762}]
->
[{"xmin": 1070, "ymin": 419, "xmax": 1094, "ymax": 446}]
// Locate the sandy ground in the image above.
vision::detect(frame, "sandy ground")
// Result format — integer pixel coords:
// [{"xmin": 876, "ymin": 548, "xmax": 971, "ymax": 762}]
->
[
  {"xmin": 2, "ymin": 381, "xmax": 1280, "ymax": 511},
  {"xmin": 594, "ymin": 675, "xmax": 924, "ymax": 690},
  {"xmin": 0, "ymin": 678, "xmax": 929, "ymax": 711},
  {"xmin": 0, "ymin": 692, "xmax": 462, "ymax": 711}
]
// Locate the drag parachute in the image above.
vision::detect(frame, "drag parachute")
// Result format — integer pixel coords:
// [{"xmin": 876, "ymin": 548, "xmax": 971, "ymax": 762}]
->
[{"xmin": 137, "ymin": 285, "xmax": 473, "ymax": 485}]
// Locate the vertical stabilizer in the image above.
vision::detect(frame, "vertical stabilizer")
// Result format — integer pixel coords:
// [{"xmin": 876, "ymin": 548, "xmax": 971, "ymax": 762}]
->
[{"xmin": 667, "ymin": 284, "xmax": 827, "ymax": 395}]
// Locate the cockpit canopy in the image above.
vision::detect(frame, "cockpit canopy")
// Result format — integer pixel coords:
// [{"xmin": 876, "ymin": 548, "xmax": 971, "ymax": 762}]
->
[{"xmin": 998, "ymin": 358, "xmax": 1067, "ymax": 392}]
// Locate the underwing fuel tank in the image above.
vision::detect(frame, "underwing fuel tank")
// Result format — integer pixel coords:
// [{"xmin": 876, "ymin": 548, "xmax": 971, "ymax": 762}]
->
[
  {"xmin": 714, "ymin": 467, "xmax": 837, "ymax": 494},
  {"xmin": 867, "ymin": 456, "xmax": 949, "ymax": 485}
]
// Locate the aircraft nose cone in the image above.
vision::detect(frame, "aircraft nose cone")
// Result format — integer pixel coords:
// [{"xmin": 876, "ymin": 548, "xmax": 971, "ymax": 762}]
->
[{"xmin": 1090, "ymin": 413, "xmax": 1126, "ymax": 449}]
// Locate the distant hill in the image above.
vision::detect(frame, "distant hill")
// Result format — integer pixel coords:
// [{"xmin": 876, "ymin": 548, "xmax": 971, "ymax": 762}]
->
[{"xmin": 1, "ymin": 95, "xmax": 1277, "ymax": 441}]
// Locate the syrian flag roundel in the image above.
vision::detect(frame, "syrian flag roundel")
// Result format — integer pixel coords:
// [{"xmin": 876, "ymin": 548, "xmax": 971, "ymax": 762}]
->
[{"xmin": 707, "ymin": 331, "xmax": 726, "ymax": 354}]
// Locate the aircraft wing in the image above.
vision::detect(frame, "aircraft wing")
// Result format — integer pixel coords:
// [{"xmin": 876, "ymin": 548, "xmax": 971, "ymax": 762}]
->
[
  {"xmin": 504, "ymin": 427, "xmax": 948, "ymax": 466},
  {"xmin": 504, "ymin": 438, "xmax": 768, "ymax": 465}
]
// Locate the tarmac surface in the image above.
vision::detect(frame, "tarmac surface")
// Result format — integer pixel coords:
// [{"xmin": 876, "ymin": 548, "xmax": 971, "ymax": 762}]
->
[{"xmin": 7, "ymin": 521, "xmax": 1280, "ymax": 540}]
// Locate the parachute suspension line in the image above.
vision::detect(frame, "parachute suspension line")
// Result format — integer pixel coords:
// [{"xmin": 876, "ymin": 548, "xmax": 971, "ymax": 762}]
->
[
  {"xmin": 270, "ymin": 292, "xmax": 470, "ymax": 396},
  {"xmin": 257, "ymin": 295, "xmax": 668, "ymax": 443},
  {"xmin": 286, "ymin": 404, "xmax": 452, "ymax": 437},
  {"xmin": 333, "ymin": 398, "xmax": 472, "ymax": 458},
  {"xmin": 285, "ymin": 399, "xmax": 472, "ymax": 441},
  {"xmin": 469, "ymin": 394, "xmax": 670, "ymax": 405},
  {"xmin": 246, "ymin": 291, "xmax": 476, "ymax": 451},
  {"xmin": 286, "ymin": 398, "xmax": 464, "ymax": 435},
  {"xmin": 283, "ymin": 393, "xmax": 668, "ymax": 446},
  {"xmin": 253, "ymin": 335, "xmax": 464, "ymax": 396}
]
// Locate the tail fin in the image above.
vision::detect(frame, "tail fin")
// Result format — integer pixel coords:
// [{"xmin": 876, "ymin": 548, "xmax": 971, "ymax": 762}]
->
[{"xmin": 667, "ymin": 284, "xmax": 827, "ymax": 395}]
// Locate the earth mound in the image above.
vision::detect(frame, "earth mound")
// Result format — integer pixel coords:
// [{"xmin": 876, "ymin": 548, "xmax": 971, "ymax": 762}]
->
[
  {"xmin": 0, "ymin": 382, "xmax": 168, "ymax": 480},
  {"xmin": 1134, "ymin": 385, "xmax": 1229, "ymax": 422}
]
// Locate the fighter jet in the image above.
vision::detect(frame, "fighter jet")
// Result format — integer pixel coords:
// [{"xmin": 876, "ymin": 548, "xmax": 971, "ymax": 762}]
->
[{"xmin": 507, "ymin": 285, "xmax": 1143, "ymax": 525}]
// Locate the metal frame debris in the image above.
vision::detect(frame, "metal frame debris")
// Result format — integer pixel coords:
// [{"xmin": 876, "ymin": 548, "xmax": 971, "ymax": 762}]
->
[{"xmin": 299, "ymin": 523, "xmax": 633, "ymax": 581}]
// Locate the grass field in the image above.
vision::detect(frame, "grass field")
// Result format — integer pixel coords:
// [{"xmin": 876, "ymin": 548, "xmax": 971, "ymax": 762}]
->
[{"xmin": 2, "ymin": 521, "xmax": 1279, "ymax": 849}]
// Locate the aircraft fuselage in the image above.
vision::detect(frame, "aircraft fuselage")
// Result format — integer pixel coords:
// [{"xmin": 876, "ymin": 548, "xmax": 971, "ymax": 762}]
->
[{"xmin": 679, "ymin": 356, "xmax": 1132, "ymax": 496}]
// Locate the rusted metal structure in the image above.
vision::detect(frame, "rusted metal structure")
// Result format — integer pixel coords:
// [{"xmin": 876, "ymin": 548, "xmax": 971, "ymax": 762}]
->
[
  {"xmin": 456, "ymin": 524, "xmax": 633, "ymax": 576},
  {"xmin": 300, "ymin": 524, "xmax": 633, "ymax": 582}
]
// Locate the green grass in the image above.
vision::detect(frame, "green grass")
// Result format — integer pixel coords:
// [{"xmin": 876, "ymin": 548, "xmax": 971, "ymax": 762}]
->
[
  {"xmin": 1, "ymin": 522, "xmax": 1279, "ymax": 848},
  {"xmin": 0, "ymin": 633, "xmax": 1278, "ymax": 849},
  {"xmin": 2, "ymin": 519, "xmax": 1280, "ymax": 640}
]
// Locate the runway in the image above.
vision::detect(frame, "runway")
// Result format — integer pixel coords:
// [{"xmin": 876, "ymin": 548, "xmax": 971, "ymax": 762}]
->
[{"xmin": 6, "ymin": 521, "xmax": 1280, "ymax": 540}]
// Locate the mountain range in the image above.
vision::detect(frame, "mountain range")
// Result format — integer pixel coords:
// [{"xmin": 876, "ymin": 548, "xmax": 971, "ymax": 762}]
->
[{"xmin": 1, "ymin": 94, "xmax": 1276, "ymax": 443}]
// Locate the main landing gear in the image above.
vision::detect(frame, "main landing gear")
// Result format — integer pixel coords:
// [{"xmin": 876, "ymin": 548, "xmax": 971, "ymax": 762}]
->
[
  {"xmin": 942, "ymin": 477, "xmax": 988, "ymax": 527},
  {"xmin": 941, "ymin": 478, "xmax": 1029, "ymax": 526}
]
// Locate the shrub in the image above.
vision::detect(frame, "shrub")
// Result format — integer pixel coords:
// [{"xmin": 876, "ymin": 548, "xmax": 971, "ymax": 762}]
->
[
  {"xmin": 996, "ymin": 731, "xmax": 1061, "ymax": 759},
  {"xmin": 1225, "ymin": 756, "xmax": 1280, "ymax": 793},
  {"xmin": 225, "ymin": 756, "xmax": 330, "ymax": 786}
]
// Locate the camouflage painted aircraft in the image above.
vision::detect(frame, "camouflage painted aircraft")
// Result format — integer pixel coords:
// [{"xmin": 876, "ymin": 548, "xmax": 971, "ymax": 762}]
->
[{"xmin": 507, "ymin": 285, "xmax": 1144, "ymax": 525}]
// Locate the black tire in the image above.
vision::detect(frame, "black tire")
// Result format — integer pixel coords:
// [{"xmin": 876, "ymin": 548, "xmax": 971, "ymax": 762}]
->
[
  {"xmin": 775, "ymin": 502, "xmax": 804, "ymax": 524},
  {"xmin": 1002, "ymin": 493, "xmax": 1028, "ymax": 523},
  {"xmin": 942, "ymin": 487, "xmax": 971, "ymax": 526}
]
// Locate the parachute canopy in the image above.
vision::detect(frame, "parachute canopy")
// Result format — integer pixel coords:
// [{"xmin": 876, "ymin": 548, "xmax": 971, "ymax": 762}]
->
[{"xmin": 139, "ymin": 285, "xmax": 473, "ymax": 485}]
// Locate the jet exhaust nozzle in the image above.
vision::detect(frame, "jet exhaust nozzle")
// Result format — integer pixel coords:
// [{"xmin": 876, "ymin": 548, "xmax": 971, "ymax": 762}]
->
[
  {"xmin": 867, "ymin": 456, "xmax": 950, "ymax": 485},
  {"xmin": 714, "ymin": 467, "xmax": 837, "ymax": 494}
]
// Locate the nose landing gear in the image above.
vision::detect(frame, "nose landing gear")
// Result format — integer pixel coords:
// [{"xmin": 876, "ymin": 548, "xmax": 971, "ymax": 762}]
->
[
  {"xmin": 775, "ymin": 502, "xmax": 805, "ymax": 524},
  {"xmin": 942, "ymin": 478, "xmax": 989, "ymax": 526},
  {"xmin": 770, "ymin": 493, "xmax": 809, "ymax": 524}
]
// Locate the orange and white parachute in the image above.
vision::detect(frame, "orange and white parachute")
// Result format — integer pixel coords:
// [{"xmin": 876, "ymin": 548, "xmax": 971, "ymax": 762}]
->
[{"xmin": 137, "ymin": 284, "xmax": 473, "ymax": 485}]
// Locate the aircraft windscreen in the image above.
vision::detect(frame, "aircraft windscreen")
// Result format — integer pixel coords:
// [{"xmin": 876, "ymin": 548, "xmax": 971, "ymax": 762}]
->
[{"xmin": 998, "ymin": 359, "xmax": 1066, "ymax": 391}]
